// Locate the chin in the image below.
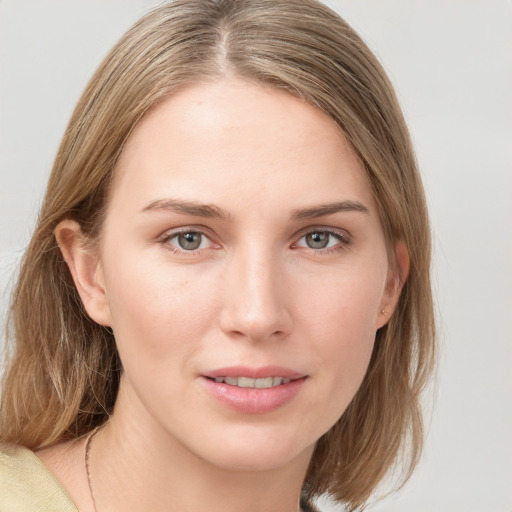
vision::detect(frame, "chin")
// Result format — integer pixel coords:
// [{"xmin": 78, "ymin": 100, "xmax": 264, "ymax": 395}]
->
[
  {"xmin": 188, "ymin": 425, "xmax": 317, "ymax": 473},
  {"xmin": 205, "ymin": 448, "xmax": 309, "ymax": 474}
]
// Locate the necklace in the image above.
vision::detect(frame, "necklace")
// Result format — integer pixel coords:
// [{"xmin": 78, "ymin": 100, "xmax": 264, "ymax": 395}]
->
[
  {"xmin": 84, "ymin": 424, "xmax": 308, "ymax": 512},
  {"xmin": 85, "ymin": 425, "xmax": 103, "ymax": 512}
]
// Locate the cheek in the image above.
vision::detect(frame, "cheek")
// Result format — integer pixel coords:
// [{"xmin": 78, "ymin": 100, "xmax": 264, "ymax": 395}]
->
[
  {"xmin": 298, "ymin": 267, "xmax": 384, "ymax": 413},
  {"xmin": 302, "ymin": 262, "xmax": 385, "ymax": 341},
  {"xmin": 102, "ymin": 254, "xmax": 219, "ymax": 365}
]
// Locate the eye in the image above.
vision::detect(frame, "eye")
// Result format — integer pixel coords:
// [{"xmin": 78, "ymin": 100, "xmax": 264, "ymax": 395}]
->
[
  {"xmin": 162, "ymin": 229, "xmax": 216, "ymax": 253},
  {"xmin": 303, "ymin": 231, "xmax": 333, "ymax": 249},
  {"xmin": 175, "ymin": 232, "xmax": 204, "ymax": 250},
  {"xmin": 294, "ymin": 229, "xmax": 350, "ymax": 252}
]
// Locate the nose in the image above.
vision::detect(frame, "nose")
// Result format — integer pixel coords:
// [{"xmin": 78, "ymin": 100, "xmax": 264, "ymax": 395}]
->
[{"xmin": 218, "ymin": 244, "xmax": 293, "ymax": 342}]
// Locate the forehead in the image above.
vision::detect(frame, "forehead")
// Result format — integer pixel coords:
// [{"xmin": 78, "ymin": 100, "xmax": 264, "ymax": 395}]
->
[{"xmin": 110, "ymin": 78, "xmax": 376, "ymax": 216}]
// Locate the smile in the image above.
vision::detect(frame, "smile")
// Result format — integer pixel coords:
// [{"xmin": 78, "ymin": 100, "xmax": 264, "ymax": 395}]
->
[
  {"xmin": 211, "ymin": 376, "xmax": 292, "ymax": 388},
  {"xmin": 203, "ymin": 373, "xmax": 307, "ymax": 414}
]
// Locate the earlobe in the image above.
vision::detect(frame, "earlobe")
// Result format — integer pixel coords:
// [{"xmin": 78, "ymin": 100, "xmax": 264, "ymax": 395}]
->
[
  {"xmin": 54, "ymin": 219, "xmax": 112, "ymax": 327},
  {"xmin": 376, "ymin": 240, "xmax": 410, "ymax": 329}
]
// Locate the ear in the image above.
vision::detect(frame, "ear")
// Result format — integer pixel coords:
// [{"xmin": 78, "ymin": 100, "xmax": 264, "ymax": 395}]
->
[
  {"xmin": 54, "ymin": 219, "xmax": 112, "ymax": 327},
  {"xmin": 376, "ymin": 240, "xmax": 410, "ymax": 329}
]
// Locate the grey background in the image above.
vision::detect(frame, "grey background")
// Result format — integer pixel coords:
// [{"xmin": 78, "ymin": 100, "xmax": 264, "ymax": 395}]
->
[{"xmin": 1, "ymin": 1, "xmax": 511, "ymax": 510}]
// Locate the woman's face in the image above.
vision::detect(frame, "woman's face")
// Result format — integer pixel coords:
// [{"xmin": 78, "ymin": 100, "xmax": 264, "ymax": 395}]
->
[{"xmin": 90, "ymin": 79, "xmax": 400, "ymax": 471}]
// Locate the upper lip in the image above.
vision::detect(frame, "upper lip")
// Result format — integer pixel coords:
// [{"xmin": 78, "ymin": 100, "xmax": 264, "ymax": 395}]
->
[{"xmin": 202, "ymin": 365, "xmax": 306, "ymax": 380}]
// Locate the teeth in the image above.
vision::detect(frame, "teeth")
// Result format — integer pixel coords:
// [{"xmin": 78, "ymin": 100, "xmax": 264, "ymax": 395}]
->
[
  {"xmin": 254, "ymin": 377, "xmax": 273, "ymax": 389},
  {"xmin": 272, "ymin": 377, "xmax": 282, "ymax": 386},
  {"xmin": 213, "ymin": 376, "xmax": 294, "ymax": 388},
  {"xmin": 238, "ymin": 377, "xmax": 255, "ymax": 388}
]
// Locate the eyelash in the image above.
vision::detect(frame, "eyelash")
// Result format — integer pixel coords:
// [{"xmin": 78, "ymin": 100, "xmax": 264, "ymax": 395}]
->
[{"xmin": 158, "ymin": 226, "xmax": 352, "ymax": 256}]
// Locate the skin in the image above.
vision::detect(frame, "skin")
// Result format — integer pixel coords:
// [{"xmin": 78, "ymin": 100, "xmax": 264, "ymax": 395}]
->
[{"xmin": 42, "ymin": 78, "xmax": 408, "ymax": 512}]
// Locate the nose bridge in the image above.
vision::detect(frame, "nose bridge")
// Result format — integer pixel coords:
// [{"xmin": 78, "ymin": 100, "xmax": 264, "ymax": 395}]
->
[{"xmin": 220, "ymin": 241, "xmax": 291, "ymax": 340}]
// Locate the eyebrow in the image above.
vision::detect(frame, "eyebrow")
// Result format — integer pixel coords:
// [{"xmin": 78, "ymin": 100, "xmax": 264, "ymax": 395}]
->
[
  {"xmin": 290, "ymin": 200, "xmax": 369, "ymax": 220},
  {"xmin": 141, "ymin": 198, "xmax": 368, "ymax": 222},
  {"xmin": 140, "ymin": 198, "xmax": 231, "ymax": 220}
]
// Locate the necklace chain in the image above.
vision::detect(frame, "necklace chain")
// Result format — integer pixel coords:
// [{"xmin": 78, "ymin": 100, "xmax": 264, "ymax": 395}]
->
[
  {"xmin": 85, "ymin": 425, "xmax": 103, "ymax": 512},
  {"xmin": 84, "ymin": 423, "xmax": 307, "ymax": 512}
]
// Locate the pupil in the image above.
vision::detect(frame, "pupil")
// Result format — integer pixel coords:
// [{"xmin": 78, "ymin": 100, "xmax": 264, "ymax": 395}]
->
[
  {"xmin": 178, "ymin": 232, "xmax": 201, "ymax": 250},
  {"xmin": 306, "ymin": 232, "xmax": 329, "ymax": 249}
]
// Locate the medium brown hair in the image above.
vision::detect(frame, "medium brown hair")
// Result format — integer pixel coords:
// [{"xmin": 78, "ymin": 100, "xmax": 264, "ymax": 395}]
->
[{"xmin": 0, "ymin": 1, "xmax": 435, "ymax": 509}]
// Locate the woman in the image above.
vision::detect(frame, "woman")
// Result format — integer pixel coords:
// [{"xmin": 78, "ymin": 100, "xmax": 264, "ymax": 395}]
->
[{"xmin": 0, "ymin": 1, "xmax": 435, "ymax": 511}]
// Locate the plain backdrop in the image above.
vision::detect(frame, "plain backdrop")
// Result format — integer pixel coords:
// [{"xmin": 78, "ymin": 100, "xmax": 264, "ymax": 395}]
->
[{"xmin": 1, "ymin": 1, "xmax": 511, "ymax": 511}]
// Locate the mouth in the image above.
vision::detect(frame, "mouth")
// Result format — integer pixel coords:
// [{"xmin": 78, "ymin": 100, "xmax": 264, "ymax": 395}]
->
[
  {"xmin": 201, "ymin": 366, "xmax": 308, "ymax": 413},
  {"xmin": 207, "ymin": 376, "xmax": 294, "ymax": 388}
]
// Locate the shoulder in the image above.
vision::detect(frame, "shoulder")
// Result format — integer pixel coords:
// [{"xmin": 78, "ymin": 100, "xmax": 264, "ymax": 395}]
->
[{"xmin": 0, "ymin": 442, "xmax": 78, "ymax": 512}]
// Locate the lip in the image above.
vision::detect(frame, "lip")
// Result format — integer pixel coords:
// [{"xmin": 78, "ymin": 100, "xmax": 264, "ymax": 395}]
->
[
  {"xmin": 201, "ymin": 366, "xmax": 308, "ymax": 414},
  {"xmin": 203, "ymin": 365, "xmax": 305, "ymax": 380}
]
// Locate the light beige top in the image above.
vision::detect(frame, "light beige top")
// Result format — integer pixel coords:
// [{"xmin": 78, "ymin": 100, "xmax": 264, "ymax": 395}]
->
[
  {"xmin": 0, "ymin": 443, "xmax": 78, "ymax": 512},
  {"xmin": 0, "ymin": 442, "xmax": 322, "ymax": 512}
]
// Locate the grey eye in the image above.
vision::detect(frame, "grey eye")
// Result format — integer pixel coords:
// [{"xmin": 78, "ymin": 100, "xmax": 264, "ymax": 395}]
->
[
  {"xmin": 305, "ymin": 232, "xmax": 330, "ymax": 249},
  {"xmin": 177, "ymin": 232, "xmax": 203, "ymax": 250}
]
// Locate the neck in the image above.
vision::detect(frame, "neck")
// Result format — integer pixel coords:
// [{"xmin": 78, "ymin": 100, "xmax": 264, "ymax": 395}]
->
[{"xmin": 90, "ymin": 380, "xmax": 313, "ymax": 512}]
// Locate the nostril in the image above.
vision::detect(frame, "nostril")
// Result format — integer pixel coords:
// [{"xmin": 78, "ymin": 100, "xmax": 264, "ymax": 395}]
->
[{"xmin": 228, "ymin": 328, "xmax": 286, "ymax": 341}]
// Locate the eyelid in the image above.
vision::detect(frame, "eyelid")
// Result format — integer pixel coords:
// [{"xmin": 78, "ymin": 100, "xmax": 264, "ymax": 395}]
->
[
  {"xmin": 158, "ymin": 224, "xmax": 217, "ymax": 240},
  {"xmin": 292, "ymin": 225, "xmax": 352, "ymax": 240}
]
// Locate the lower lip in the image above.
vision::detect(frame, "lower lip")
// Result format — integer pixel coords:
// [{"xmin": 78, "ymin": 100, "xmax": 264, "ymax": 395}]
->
[{"xmin": 202, "ymin": 377, "xmax": 307, "ymax": 414}]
